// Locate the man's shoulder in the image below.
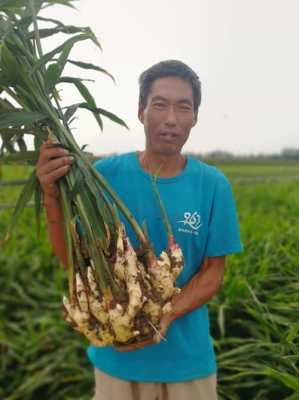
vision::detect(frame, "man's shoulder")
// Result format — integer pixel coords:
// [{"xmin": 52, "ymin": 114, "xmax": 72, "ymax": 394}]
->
[
  {"xmin": 93, "ymin": 152, "xmax": 135, "ymax": 176},
  {"xmin": 188, "ymin": 156, "xmax": 229, "ymax": 186}
]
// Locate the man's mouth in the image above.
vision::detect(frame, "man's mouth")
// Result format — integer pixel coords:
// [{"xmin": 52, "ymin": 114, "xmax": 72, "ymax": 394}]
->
[{"xmin": 159, "ymin": 132, "xmax": 178, "ymax": 141}]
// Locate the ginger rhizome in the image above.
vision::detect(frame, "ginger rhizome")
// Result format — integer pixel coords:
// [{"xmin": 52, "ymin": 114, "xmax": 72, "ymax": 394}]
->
[{"xmin": 63, "ymin": 224, "xmax": 183, "ymax": 346}]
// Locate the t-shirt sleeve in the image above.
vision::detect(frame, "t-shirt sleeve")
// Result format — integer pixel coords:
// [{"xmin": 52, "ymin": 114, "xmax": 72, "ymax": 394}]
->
[
  {"xmin": 93, "ymin": 156, "xmax": 117, "ymax": 179},
  {"xmin": 93, "ymin": 158, "xmax": 108, "ymax": 176},
  {"xmin": 205, "ymin": 174, "xmax": 243, "ymax": 257}
]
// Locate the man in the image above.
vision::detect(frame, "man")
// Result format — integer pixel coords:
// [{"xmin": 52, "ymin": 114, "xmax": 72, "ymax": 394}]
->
[{"xmin": 37, "ymin": 60, "xmax": 242, "ymax": 400}]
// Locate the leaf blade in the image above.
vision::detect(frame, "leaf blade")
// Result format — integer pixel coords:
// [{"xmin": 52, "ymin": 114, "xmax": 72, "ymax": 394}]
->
[
  {"xmin": 0, "ymin": 151, "xmax": 39, "ymax": 163},
  {"xmin": 34, "ymin": 182, "xmax": 43, "ymax": 238},
  {"xmin": 4, "ymin": 170, "xmax": 38, "ymax": 241},
  {"xmin": 27, "ymin": 25, "xmax": 88, "ymax": 39},
  {"xmin": 59, "ymin": 77, "xmax": 103, "ymax": 130},
  {"xmin": 97, "ymin": 107, "xmax": 129, "ymax": 130},
  {"xmin": 44, "ymin": 41, "xmax": 73, "ymax": 93},
  {"xmin": 32, "ymin": 33, "xmax": 93, "ymax": 73},
  {"xmin": 0, "ymin": 112, "xmax": 47, "ymax": 129},
  {"xmin": 67, "ymin": 59, "xmax": 115, "ymax": 82}
]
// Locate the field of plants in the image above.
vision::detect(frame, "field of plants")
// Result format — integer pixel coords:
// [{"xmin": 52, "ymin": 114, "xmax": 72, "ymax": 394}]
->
[{"xmin": 0, "ymin": 160, "xmax": 298, "ymax": 400}]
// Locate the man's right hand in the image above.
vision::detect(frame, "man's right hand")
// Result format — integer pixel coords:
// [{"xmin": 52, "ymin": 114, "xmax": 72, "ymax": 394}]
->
[{"xmin": 36, "ymin": 139, "xmax": 74, "ymax": 199}]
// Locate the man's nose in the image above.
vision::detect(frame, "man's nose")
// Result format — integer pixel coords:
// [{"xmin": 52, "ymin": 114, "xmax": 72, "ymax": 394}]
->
[{"xmin": 165, "ymin": 106, "xmax": 177, "ymax": 126}]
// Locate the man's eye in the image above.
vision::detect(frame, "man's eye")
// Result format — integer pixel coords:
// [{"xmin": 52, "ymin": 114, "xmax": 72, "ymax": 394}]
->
[
  {"xmin": 153, "ymin": 102, "xmax": 166, "ymax": 108},
  {"xmin": 179, "ymin": 104, "xmax": 192, "ymax": 111}
]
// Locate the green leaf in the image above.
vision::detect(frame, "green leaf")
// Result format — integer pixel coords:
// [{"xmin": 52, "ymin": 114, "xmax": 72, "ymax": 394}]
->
[
  {"xmin": 1, "ymin": 140, "xmax": 16, "ymax": 155},
  {"xmin": 44, "ymin": 63, "xmax": 60, "ymax": 93},
  {"xmin": 27, "ymin": 25, "xmax": 88, "ymax": 39},
  {"xmin": 44, "ymin": 42, "xmax": 72, "ymax": 93},
  {"xmin": 63, "ymin": 103, "xmax": 80, "ymax": 122},
  {"xmin": 263, "ymin": 367, "xmax": 299, "ymax": 391},
  {"xmin": 33, "ymin": 128, "xmax": 47, "ymax": 150},
  {"xmin": 59, "ymin": 77, "xmax": 95, "ymax": 105},
  {"xmin": 0, "ymin": 112, "xmax": 47, "ymax": 129},
  {"xmin": 59, "ymin": 77, "xmax": 103, "ymax": 130},
  {"xmin": 34, "ymin": 182, "xmax": 43, "ymax": 238},
  {"xmin": 0, "ymin": 44, "xmax": 23, "ymax": 84},
  {"xmin": 151, "ymin": 174, "xmax": 172, "ymax": 236},
  {"xmin": 0, "ymin": 125, "xmax": 15, "ymax": 141},
  {"xmin": 59, "ymin": 181, "xmax": 75, "ymax": 290},
  {"xmin": 4, "ymin": 170, "xmax": 38, "ymax": 241},
  {"xmin": 0, "ymin": 0, "xmax": 26, "ymax": 9},
  {"xmin": 286, "ymin": 321, "xmax": 299, "ymax": 343},
  {"xmin": 17, "ymin": 14, "xmax": 34, "ymax": 30},
  {"xmin": 69, "ymin": 165, "xmax": 84, "ymax": 200},
  {"xmin": 37, "ymin": 16, "xmax": 65, "ymax": 26},
  {"xmin": 0, "ymin": 150, "xmax": 39, "ymax": 163},
  {"xmin": 42, "ymin": 0, "xmax": 77, "ymax": 9},
  {"xmin": 32, "ymin": 34, "xmax": 94, "ymax": 73},
  {"xmin": 0, "ymin": 128, "xmax": 24, "ymax": 139},
  {"xmin": 13, "ymin": 0, "xmax": 77, "ymax": 11},
  {"xmin": 17, "ymin": 137, "xmax": 27, "ymax": 152},
  {"xmin": 74, "ymin": 102, "xmax": 129, "ymax": 131},
  {"xmin": 0, "ymin": 73, "xmax": 14, "ymax": 87},
  {"xmin": 0, "ymin": 98, "xmax": 15, "ymax": 111},
  {"xmin": 67, "ymin": 59, "xmax": 115, "ymax": 82},
  {"xmin": 96, "ymin": 107, "xmax": 129, "ymax": 130},
  {"xmin": 0, "ymin": 17, "xmax": 12, "ymax": 37},
  {"xmin": 83, "ymin": 27, "xmax": 102, "ymax": 51}
]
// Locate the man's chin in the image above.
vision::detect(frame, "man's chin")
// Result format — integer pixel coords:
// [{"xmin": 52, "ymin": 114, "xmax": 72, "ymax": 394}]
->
[{"xmin": 154, "ymin": 145, "xmax": 182, "ymax": 156}]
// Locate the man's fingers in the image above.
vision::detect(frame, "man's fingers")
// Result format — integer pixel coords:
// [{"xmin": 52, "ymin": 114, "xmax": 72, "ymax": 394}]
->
[
  {"xmin": 152, "ymin": 314, "xmax": 173, "ymax": 344},
  {"xmin": 38, "ymin": 144, "xmax": 70, "ymax": 165},
  {"xmin": 36, "ymin": 140, "xmax": 72, "ymax": 198},
  {"xmin": 41, "ymin": 156, "xmax": 74, "ymax": 175},
  {"xmin": 115, "ymin": 338, "xmax": 153, "ymax": 352},
  {"xmin": 153, "ymin": 328, "xmax": 166, "ymax": 344},
  {"xmin": 39, "ymin": 165, "xmax": 71, "ymax": 186},
  {"xmin": 115, "ymin": 344, "xmax": 140, "ymax": 352},
  {"xmin": 37, "ymin": 156, "xmax": 73, "ymax": 188}
]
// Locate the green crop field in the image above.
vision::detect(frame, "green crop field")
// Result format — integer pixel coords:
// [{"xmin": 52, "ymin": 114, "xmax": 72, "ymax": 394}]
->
[{"xmin": 0, "ymin": 160, "xmax": 298, "ymax": 400}]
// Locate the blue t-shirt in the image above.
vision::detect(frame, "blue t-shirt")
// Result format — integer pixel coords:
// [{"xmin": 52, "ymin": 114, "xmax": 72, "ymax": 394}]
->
[{"xmin": 87, "ymin": 152, "xmax": 242, "ymax": 382}]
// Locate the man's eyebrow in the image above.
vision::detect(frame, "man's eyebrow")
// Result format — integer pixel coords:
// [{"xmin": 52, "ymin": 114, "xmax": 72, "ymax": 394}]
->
[
  {"xmin": 151, "ymin": 96, "xmax": 193, "ymax": 105},
  {"xmin": 151, "ymin": 96, "xmax": 168, "ymax": 102},
  {"xmin": 177, "ymin": 98, "xmax": 193, "ymax": 105}
]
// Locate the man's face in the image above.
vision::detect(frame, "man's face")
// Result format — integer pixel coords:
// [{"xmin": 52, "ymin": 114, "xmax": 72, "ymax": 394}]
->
[{"xmin": 138, "ymin": 77, "xmax": 197, "ymax": 156}]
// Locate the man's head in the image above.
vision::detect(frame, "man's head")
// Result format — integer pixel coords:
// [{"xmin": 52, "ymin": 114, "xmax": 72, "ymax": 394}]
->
[
  {"xmin": 138, "ymin": 60, "xmax": 201, "ymax": 156},
  {"xmin": 138, "ymin": 60, "xmax": 201, "ymax": 119}
]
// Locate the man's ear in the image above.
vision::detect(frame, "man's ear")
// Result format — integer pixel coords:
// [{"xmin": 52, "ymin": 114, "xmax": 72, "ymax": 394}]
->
[
  {"xmin": 138, "ymin": 106, "xmax": 144, "ymax": 124},
  {"xmin": 192, "ymin": 113, "xmax": 198, "ymax": 127}
]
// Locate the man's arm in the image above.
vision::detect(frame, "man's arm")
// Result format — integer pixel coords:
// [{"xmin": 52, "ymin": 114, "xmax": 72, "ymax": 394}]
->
[
  {"xmin": 36, "ymin": 140, "xmax": 72, "ymax": 268},
  {"xmin": 153, "ymin": 256, "xmax": 226, "ymax": 344},
  {"xmin": 169, "ymin": 256, "xmax": 225, "ymax": 321},
  {"xmin": 44, "ymin": 194, "xmax": 69, "ymax": 268}
]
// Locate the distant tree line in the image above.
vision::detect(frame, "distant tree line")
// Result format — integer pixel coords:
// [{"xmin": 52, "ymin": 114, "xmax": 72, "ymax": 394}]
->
[
  {"xmin": 91, "ymin": 148, "xmax": 299, "ymax": 163},
  {"xmin": 185, "ymin": 147, "xmax": 299, "ymax": 162}
]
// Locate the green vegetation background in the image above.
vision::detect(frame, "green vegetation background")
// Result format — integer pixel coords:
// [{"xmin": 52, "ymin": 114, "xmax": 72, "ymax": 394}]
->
[{"xmin": 0, "ymin": 160, "xmax": 298, "ymax": 400}]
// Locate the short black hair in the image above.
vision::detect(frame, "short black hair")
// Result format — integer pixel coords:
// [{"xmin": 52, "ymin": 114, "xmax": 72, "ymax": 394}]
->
[{"xmin": 138, "ymin": 60, "xmax": 201, "ymax": 117}]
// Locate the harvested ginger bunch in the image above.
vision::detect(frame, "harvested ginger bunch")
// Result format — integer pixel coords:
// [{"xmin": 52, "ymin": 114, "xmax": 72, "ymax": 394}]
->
[{"xmin": 63, "ymin": 225, "xmax": 183, "ymax": 346}]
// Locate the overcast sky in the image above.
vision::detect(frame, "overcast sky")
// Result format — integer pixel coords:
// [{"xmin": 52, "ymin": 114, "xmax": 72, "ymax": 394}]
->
[{"xmin": 40, "ymin": 0, "xmax": 299, "ymax": 155}]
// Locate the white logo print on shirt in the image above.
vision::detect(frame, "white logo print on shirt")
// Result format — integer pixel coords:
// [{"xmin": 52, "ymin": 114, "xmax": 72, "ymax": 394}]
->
[{"xmin": 177, "ymin": 212, "xmax": 202, "ymax": 235}]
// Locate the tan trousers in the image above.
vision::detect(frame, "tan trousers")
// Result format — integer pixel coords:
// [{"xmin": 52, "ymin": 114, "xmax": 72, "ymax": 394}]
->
[{"xmin": 94, "ymin": 368, "xmax": 218, "ymax": 400}]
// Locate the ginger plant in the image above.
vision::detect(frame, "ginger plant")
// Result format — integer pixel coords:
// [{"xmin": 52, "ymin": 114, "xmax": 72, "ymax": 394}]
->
[{"xmin": 0, "ymin": 0, "xmax": 184, "ymax": 346}]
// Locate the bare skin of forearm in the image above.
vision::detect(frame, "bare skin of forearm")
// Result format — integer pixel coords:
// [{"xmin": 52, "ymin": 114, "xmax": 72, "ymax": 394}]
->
[
  {"xmin": 170, "ymin": 256, "xmax": 226, "ymax": 321},
  {"xmin": 44, "ymin": 194, "xmax": 68, "ymax": 268}
]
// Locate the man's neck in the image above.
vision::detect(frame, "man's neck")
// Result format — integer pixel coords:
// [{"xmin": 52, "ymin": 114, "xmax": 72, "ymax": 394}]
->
[{"xmin": 138, "ymin": 150, "xmax": 186, "ymax": 178}]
